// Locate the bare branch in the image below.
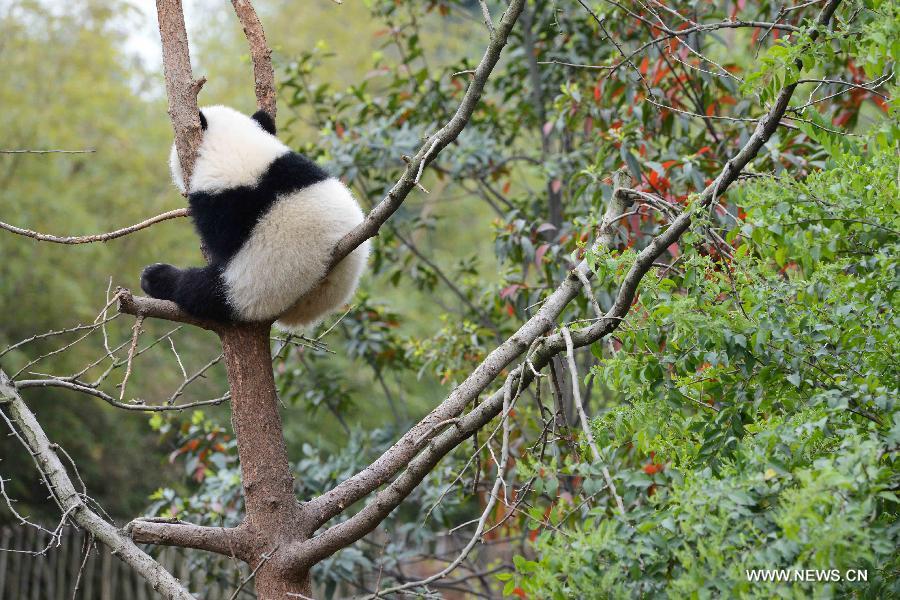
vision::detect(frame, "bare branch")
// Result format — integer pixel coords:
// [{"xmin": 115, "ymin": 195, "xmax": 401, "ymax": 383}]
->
[
  {"xmin": 128, "ymin": 518, "xmax": 248, "ymax": 561},
  {"xmin": 327, "ymin": 0, "xmax": 527, "ymax": 270},
  {"xmin": 0, "ymin": 208, "xmax": 188, "ymax": 244},
  {"xmin": 14, "ymin": 378, "xmax": 230, "ymax": 412},
  {"xmin": 117, "ymin": 288, "xmax": 222, "ymax": 332},
  {"xmin": 561, "ymin": 327, "xmax": 624, "ymax": 514},
  {"xmin": 0, "ymin": 370, "xmax": 195, "ymax": 600},
  {"xmin": 231, "ymin": 0, "xmax": 277, "ymax": 118},
  {"xmin": 478, "ymin": 0, "xmax": 494, "ymax": 35}
]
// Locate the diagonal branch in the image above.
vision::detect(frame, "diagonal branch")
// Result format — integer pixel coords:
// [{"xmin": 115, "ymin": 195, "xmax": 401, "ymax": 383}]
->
[
  {"xmin": 0, "ymin": 370, "xmax": 195, "ymax": 600},
  {"xmin": 326, "ymin": 0, "xmax": 527, "ymax": 270},
  {"xmin": 293, "ymin": 0, "xmax": 842, "ymax": 565},
  {"xmin": 294, "ymin": 168, "xmax": 629, "ymax": 566}
]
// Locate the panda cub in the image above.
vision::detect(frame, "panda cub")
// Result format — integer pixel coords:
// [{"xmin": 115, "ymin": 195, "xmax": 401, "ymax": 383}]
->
[{"xmin": 140, "ymin": 105, "xmax": 369, "ymax": 329}]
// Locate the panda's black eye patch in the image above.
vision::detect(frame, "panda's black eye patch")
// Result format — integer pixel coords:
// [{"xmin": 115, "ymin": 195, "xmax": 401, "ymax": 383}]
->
[{"xmin": 199, "ymin": 111, "xmax": 208, "ymax": 130}]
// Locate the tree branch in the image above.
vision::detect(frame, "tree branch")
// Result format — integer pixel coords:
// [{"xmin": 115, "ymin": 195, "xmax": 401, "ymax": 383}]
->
[
  {"xmin": 231, "ymin": 0, "xmax": 276, "ymax": 118},
  {"xmin": 117, "ymin": 288, "xmax": 222, "ymax": 332},
  {"xmin": 293, "ymin": 0, "xmax": 842, "ymax": 565},
  {"xmin": 15, "ymin": 378, "xmax": 229, "ymax": 412},
  {"xmin": 129, "ymin": 518, "xmax": 249, "ymax": 561},
  {"xmin": 0, "ymin": 370, "xmax": 195, "ymax": 600},
  {"xmin": 156, "ymin": 0, "xmax": 205, "ymax": 189},
  {"xmin": 326, "ymin": 0, "xmax": 527, "ymax": 270},
  {"xmin": 0, "ymin": 208, "xmax": 188, "ymax": 244}
]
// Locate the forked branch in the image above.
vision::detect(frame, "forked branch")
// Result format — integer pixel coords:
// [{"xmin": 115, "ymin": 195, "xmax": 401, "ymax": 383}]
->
[{"xmin": 292, "ymin": 0, "xmax": 842, "ymax": 566}]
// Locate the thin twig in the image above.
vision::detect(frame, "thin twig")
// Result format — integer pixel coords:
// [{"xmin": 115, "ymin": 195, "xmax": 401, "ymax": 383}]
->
[
  {"xmin": 0, "ymin": 149, "xmax": 95, "ymax": 154},
  {"xmin": 0, "ymin": 208, "xmax": 188, "ymax": 244},
  {"xmin": 561, "ymin": 327, "xmax": 625, "ymax": 514},
  {"xmin": 119, "ymin": 317, "xmax": 144, "ymax": 401}
]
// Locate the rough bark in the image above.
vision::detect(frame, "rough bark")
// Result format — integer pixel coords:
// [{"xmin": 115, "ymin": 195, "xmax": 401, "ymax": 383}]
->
[
  {"xmin": 156, "ymin": 0, "xmax": 205, "ymax": 189},
  {"xmin": 231, "ymin": 0, "xmax": 276, "ymax": 118}
]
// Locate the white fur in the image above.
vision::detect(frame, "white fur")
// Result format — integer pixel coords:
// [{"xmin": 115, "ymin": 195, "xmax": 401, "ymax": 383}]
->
[
  {"xmin": 170, "ymin": 105, "xmax": 289, "ymax": 194},
  {"xmin": 221, "ymin": 176, "xmax": 369, "ymax": 328}
]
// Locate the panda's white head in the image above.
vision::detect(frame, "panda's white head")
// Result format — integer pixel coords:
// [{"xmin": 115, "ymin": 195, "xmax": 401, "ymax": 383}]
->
[{"xmin": 169, "ymin": 105, "xmax": 288, "ymax": 194}]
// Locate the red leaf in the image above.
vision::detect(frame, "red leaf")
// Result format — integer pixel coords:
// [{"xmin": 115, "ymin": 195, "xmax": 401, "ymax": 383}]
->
[
  {"xmin": 833, "ymin": 111, "xmax": 851, "ymax": 126},
  {"xmin": 500, "ymin": 284, "xmax": 521, "ymax": 300},
  {"xmin": 652, "ymin": 66, "xmax": 669, "ymax": 86},
  {"xmin": 643, "ymin": 463, "xmax": 664, "ymax": 475},
  {"xmin": 502, "ymin": 181, "xmax": 511, "ymax": 194},
  {"xmin": 512, "ymin": 587, "xmax": 527, "ymax": 598},
  {"xmin": 535, "ymin": 243, "xmax": 549, "ymax": 266}
]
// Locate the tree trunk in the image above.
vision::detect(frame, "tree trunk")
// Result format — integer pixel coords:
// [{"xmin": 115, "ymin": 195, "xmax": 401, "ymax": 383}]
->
[
  {"xmin": 252, "ymin": 562, "xmax": 310, "ymax": 599},
  {"xmin": 220, "ymin": 323, "xmax": 312, "ymax": 598}
]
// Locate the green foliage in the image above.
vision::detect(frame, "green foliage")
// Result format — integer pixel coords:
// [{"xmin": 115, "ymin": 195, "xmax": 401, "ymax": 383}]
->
[
  {"xmin": 509, "ymin": 137, "xmax": 899, "ymax": 597},
  {"xmin": 0, "ymin": 0, "xmax": 192, "ymax": 520}
]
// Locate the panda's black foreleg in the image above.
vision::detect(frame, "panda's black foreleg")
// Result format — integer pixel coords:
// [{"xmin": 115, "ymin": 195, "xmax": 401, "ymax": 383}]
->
[{"xmin": 140, "ymin": 263, "xmax": 234, "ymax": 322}]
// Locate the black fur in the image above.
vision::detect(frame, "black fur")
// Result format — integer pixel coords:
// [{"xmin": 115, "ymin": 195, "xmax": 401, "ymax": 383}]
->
[
  {"xmin": 251, "ymin": 110, "xmax": 276, "ymax": 135},
  {"xmin": 141, "ymin": 263, "xmax": 233, "ymax": 322},
  {"xmin": 141, "ymin": 109, "xmax": 329, "ymax": 323},
  {"xmin": 188, "ymin": 151, "xmax": 329, "ymax": 265},
  {"xmin": 141, "ymin": 151, "xmax": 328, "ymax": 323}
]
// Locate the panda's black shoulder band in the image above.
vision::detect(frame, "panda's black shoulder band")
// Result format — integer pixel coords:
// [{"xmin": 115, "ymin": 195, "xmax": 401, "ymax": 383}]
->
[{"xmin": 251, "ymin": 110, "xmax": 276, "ymax": 135}]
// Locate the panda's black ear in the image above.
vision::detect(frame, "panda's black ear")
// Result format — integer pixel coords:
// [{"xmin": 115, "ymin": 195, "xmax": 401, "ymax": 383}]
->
[
  {"xmin": 251, "ymin": 110, "xmax": 276, "ymax": 135},
  {"xmin": 199, "ymin": 111, "xmax": 208, "ymax": 130}
]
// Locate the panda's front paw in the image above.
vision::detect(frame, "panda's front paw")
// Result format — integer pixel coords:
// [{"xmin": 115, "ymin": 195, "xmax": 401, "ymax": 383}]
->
[{"xmin": 140, "ymin": 263, "xmax": 181, "ymax": 300}]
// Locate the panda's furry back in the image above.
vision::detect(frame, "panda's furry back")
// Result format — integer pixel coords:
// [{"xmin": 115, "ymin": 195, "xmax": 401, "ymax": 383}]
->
[{"xmin": 170, "ymin": 105, "xmax": 369, "ymax": 329}]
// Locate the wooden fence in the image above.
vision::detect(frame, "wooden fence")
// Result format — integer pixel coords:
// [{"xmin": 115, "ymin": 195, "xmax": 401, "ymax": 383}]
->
[{"xmin": 0, "ymin": 525, "xmax": 254, "ymax": 599}]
